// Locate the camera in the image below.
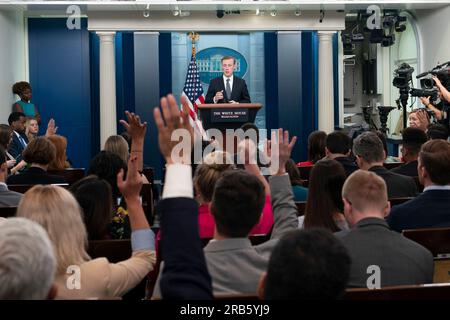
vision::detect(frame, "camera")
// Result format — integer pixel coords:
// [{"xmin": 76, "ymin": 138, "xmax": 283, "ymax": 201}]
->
[
  {"xmin": 392, "ymin": 63, "xmax": 414, "ymax": 89},
  {"xmin": 410, "ymin": 61, "xmax": 450, "ymax": 102},
  {"xmin": 410, "ymin": 88, "xmax": 439, "ymax": 101}
]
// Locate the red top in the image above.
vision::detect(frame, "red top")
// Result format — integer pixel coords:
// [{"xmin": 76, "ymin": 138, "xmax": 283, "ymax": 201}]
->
[
  {"xmin": 198, "ymin": 195, "xmax": 274, "ymax": 238},
  {"xmin": 154, "ymin": 195, "xmax": 274, "ymax": 256},
  {"xmin": 297, "ymin": 161, "xmax": 314, "ymax": 167}
]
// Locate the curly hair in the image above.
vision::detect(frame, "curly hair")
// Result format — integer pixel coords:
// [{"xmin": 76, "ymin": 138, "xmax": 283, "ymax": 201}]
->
[{"xmin": 12, "ymin": 82, "xmax": 32, "ymax": 96}]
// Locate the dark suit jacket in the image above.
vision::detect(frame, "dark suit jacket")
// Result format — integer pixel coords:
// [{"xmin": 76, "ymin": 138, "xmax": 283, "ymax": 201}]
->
[
  {"xmin": 7, "ymin": 131, "xmax": 29, "ymax": 162},
  {"xmin": 205, "ymin": 76, "xmax": 251, "ymax": 104},
  {"xmin": 390, "ymin": 160, "xmax": 418, "ymax": 177},
  {"xmin": 158, "ymin": 197, "xmax": 213, "ymax": 300},
  {"xmin": 369, "ymin": 166, "xmax": 417, "ymax": 198},
  {"xmin": 388, "ymin": 189, "xmax": 450, "ymax": 232},
  {"xmin": 336, "ymin": 218, "xmax": 434, "ymax": 288},
  {"xmin": 6, "ymin": 167, "xmax": 67, "ymax": 185},
  {"xmin": 334, "ymin": 156, "xmax": 358, "ymax": 177}
]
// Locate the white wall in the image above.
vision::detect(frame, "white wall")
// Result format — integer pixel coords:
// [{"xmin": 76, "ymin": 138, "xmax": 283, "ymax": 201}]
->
[
  {"xmin": 415, "ymin": 5, "xmax": 450, "ymax": 72},
  {"xmin": 0, "ymin": 10, "xmax": 26, "ymax": 123}
]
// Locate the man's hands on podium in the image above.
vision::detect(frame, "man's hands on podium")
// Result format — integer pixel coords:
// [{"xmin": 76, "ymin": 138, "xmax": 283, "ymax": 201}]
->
[
  {"xmin": 213, "ymin": 90, "xmax": 239, "ymax": 103},
  {"xmin": 213, "ymin": 90, "xmax": 224, "ymax": 103}
]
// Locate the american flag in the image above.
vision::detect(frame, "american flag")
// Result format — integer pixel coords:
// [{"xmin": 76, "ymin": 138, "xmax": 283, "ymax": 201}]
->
[{"xmin": 181, "ymin": 54, "xmax": 207, "ymax": 139}]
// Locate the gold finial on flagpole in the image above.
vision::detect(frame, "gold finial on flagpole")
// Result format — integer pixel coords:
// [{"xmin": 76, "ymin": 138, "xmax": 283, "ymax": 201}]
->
[{"xmin": 188, "ymin": 31, "xmax": 200, "ymax": 56}]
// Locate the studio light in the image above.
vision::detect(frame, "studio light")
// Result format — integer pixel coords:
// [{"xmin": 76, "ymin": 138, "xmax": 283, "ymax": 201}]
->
[
  {"xmin": 270, "ymin": 10, "xmax": 277, "ymax": 17},
  {"xmin": 216, "ymin": 10, "xmax": 225, "ymax": 19},
  {"xmin": 143, "ymin": 3, "xmax": 150, "ymax": 18},
  {"xmin": 294, "ymin": 10, "xmax": 301, "ymax": 17},
  {"xmin": 172, "ymin": 9, "xmax": 180, "ymax": 17}
]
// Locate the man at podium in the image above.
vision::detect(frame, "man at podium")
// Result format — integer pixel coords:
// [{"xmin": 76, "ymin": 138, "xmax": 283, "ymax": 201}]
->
[{"xmin": 205, "ymin": 56, "xmax": 251, "ymax": 104}]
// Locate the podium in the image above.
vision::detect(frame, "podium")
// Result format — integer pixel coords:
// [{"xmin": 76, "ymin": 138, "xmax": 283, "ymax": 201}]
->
[{"xmin": 197, "ymin": 103, "xmax": 262, "ymax": 153}]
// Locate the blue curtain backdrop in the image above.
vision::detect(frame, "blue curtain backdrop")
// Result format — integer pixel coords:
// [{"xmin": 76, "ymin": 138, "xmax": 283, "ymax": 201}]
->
[
  {"xmin": 264, "ymin": 31, "xmax": 319, "ymax": 162},
  {"xmin": 28, "ymin": 18, "xmax": 91, "ymax": 170}
]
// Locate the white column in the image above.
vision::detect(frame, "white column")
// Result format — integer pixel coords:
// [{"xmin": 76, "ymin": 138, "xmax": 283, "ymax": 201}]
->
[
  {"xmin": 318, "ymin": 31, "xmax": 336, "ymax": 133},
  {"xmin": 97, "ymin": 31, "xmax": 117, "ymax": 149}
]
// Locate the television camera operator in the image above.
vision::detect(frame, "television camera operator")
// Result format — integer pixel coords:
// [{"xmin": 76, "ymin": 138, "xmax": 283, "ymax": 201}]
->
[{"xmin": 412, "ymin": 62, "xmax": 450, "ymax": 135}]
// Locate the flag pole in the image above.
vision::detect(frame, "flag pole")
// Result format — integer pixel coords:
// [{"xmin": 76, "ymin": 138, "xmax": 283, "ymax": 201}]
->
[{"xmin": 188, "ymin": 31, "xmax": 199, "ymax": 57}]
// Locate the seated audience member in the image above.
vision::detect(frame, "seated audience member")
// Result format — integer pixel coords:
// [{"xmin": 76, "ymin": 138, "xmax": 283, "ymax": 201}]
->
[
  {"xmin": 153, "ymin": 99, "xmax": 298, "ymax": 296},
  {"xmin": 6, "ymin": 137, "xmax": 66, "ymax": 185},
  {"xmin": 7, "ymin": 111, "xmax": 28, "ymax": 162},
  {"xmin": 104, "ymin": 135, "xmax": 129, "ymax": 165},
  {"xmin": 259, "ymin": 229, "xmax": 351, "ymax": 300},
  {"xmin": 409, "ymin": 109, "xmax": 430, "ymax": 132},
  {"xmin": 300, "ymin": 159, "xmax": 348, "ymax": 232},
  {"xmin": 0, "ymin": 124, "xmax": 26, "ymax": 174},
  {"xmin": 427, "ymin": 123, "xmax": 449, "ymax": 140},
  {"xmin": 0, "ymin": 146, "xmax": 22, "ymax": 206},
  {"xmin": 337, "ymin": 170, "xmax": 434, "ymax": 287},
  {"xmin": 47, "ymin": 134, "xmax": 71, "ymax": 171},
  {"xmin": 25, "ymin": 117, "xmax": 39, "ymax": 142},
  {"xmin": 285, "ymin": 159, "xmax": 308, "ymax": 202},
  {"xmin": 16, "ymin": 155, "xmax": 156, "ymax": 299},
  {"xmin": 0, "ymin": 217, "xmax": 57, "ymax": 299},
  {"xmin": 388, "ymin": 139, "xmax": 450, "ymax": 232},
  {"xmin": 12, "ymin": 81, "xmax": 41, "ymax": 124},
  {"xmin": 325, "ymin": 131, "xmax": 358, "ymax": 176},
  {"xmin": 298, "ymin": 130, "xmax": 326, "ymax": 167},
  {"xmin": 352, "ymin": 132, "xmax": 417, "ymax": 198},
  {"xmin": 194, "ymin": 151, "xmax": 235, "ymax": 238},
  {"xmin": 88, "ymin": 151, "xmax": 128, "ymax": 238},
  {"xmin": 391, "ymin": 127, "xmax": 428, "ymax": 177},
  {"xmin": 88, "ymin": 151, "xmax": 126, "ymax": 203},
  {"xmin": 70, "ymin": 175, "xmax": 113, "ymax": 240}
]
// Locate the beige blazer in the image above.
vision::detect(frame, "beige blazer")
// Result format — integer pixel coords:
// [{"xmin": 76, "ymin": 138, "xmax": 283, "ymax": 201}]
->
[{"xmin": 55, "ymin": 250, "xmax": 156, "ymax": 299}]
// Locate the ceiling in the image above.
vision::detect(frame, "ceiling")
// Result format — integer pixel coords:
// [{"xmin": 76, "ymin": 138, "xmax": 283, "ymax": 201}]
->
[{"xmin": 1, "ymin": 0, "xmax": 449, "ymax": 15}]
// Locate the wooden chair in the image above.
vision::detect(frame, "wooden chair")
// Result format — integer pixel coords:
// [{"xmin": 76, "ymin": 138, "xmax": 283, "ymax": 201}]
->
[
  {"xmin": 344, "ymin": 283, "xmax": 450, "ymax": 300},
  {"xmin": 8, "ymin": 184, "xmax": 69, "ymax": 194},
  {"xmin": 295, "ymin": 202, "xmax": 306, "ymax": 217},
  {"xmin": 48, "ymin": 168, "xmax": 85, "ymax": 185},
  {"xmin": 389, "ymin": 197, "xmax": 414, "ymax": 207},
  {"xmin": 0, "ymin": 206, "xmax": 17, "ymax": 218},
  {"xmin": 88, "ymin": 239, "xmax": 147, "ymax": 300},
  {"xmin": 88, "ymin": 239, "xmax": 132, "ymax": 263},
  {"xmin": 403, "ymin": 227, "xmax": 450, "ymax": 283}
]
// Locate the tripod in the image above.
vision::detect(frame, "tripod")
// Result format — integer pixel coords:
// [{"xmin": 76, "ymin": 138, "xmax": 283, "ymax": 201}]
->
[{"xmin": 395, "ymin": 86, "xmax": 410, "ymax": 130}]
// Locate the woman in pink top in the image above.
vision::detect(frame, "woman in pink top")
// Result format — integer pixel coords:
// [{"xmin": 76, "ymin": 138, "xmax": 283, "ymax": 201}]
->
[{"xmin": 194, "ymin": 150, "xmax": 273, "ymax": 238}]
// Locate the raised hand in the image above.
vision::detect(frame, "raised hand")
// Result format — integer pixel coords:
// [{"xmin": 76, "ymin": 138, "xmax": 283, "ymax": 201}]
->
[
  {"xmin": 45, "ymin": 118, "xmax": 58, "ymax": 137},
  {"xmin": 120, "ymin": 111, "xmax": 147, "ymax": 142},
  {"xmin": 117, "ymin": 155, "xmax": 143, "ymax": 201},
  {"xmin": 153, "ymin": 94, "xmax": 193, "ymax": 165},
  {"xmin": 268, "ymin": 129, "xmax": 297, "ymax": 176}
]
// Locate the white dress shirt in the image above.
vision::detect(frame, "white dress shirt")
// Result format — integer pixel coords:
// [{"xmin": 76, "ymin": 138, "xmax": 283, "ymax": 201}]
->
[{"xmin": 162, "ymin": 164, "xmax": 193, "ymax": 199}]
